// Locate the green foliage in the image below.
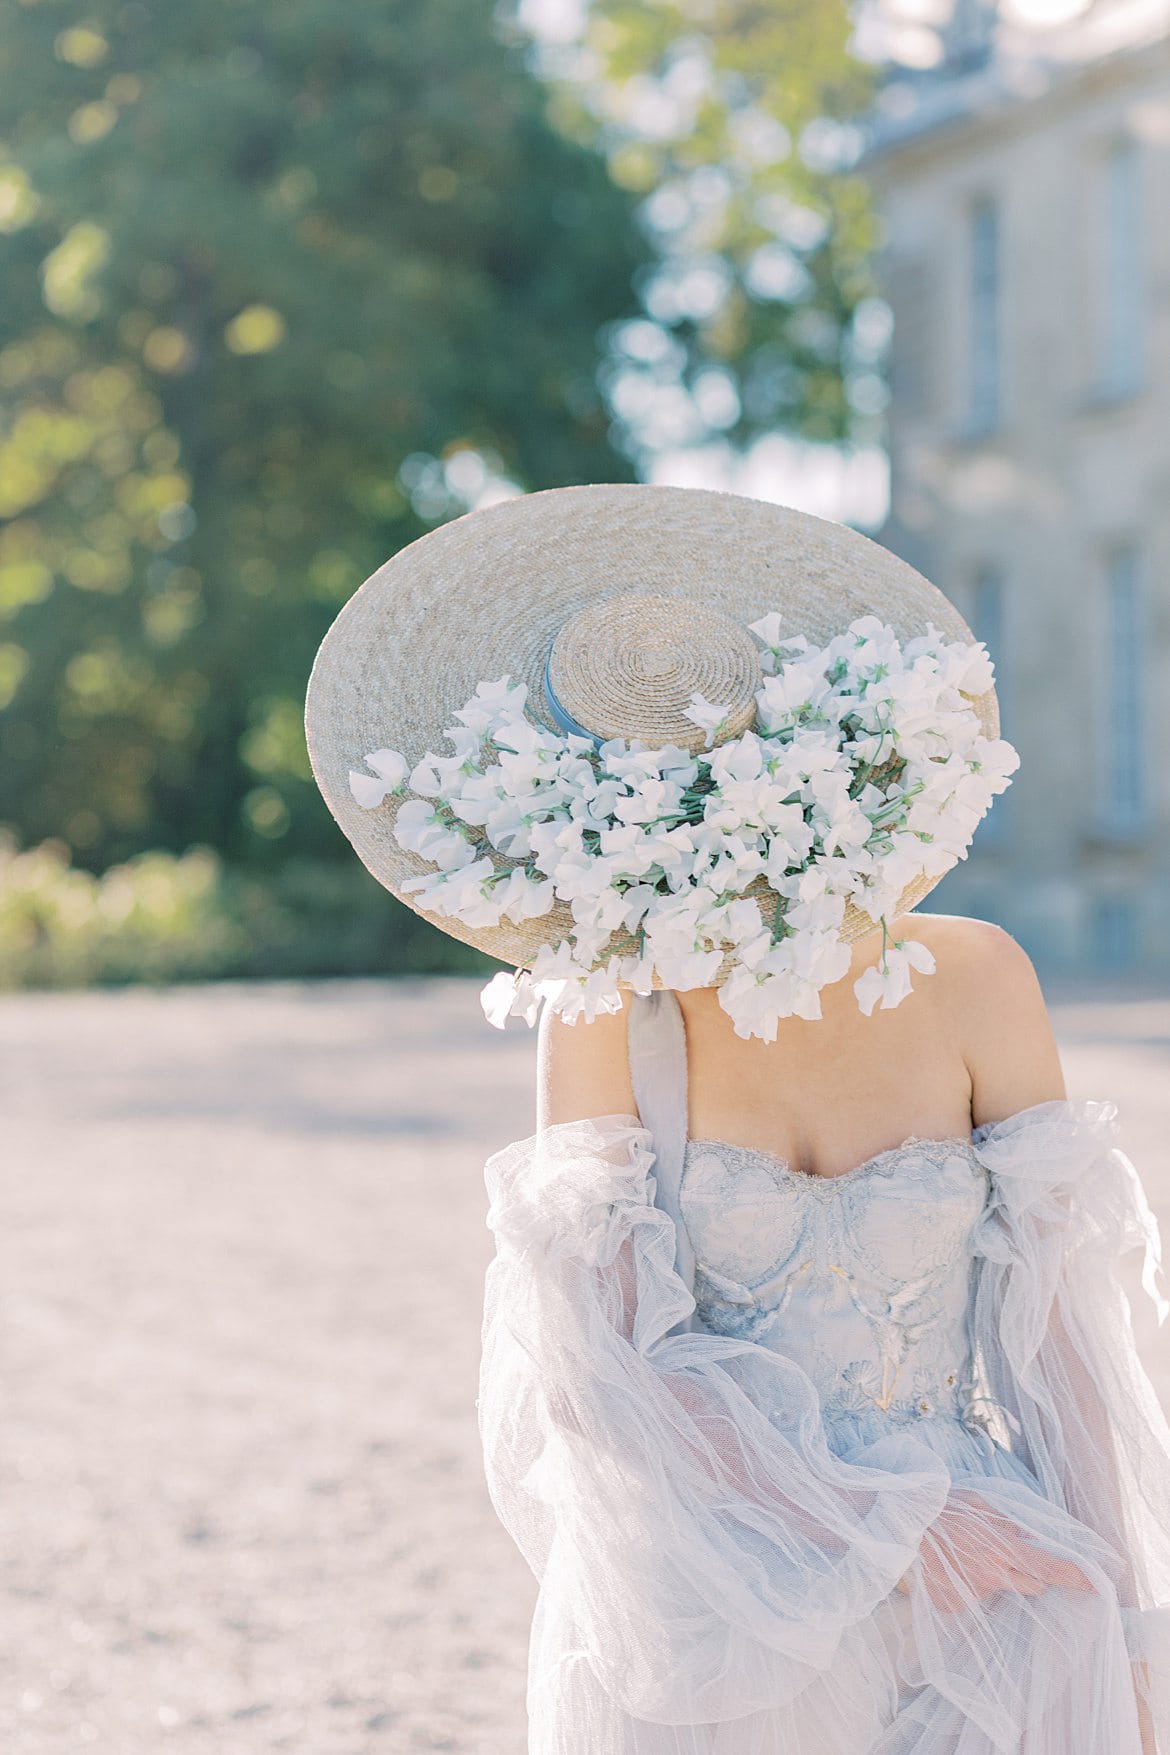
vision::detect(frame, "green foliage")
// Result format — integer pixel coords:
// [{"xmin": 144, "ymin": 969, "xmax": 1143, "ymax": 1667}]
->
[
  {"xmin": 524, "ymin": 0, "xmax": 883, "ymax": 461},
  {"xmin": 0, "ymin": 836, "xmax": 242, "ymax": 986},
  {"xmin": 0, "ymin": 0, "xmax": 649, "ymax": 884},
  {"xmin": 0, "ymin": 835, "xmax": 493, "ymax": 987}
]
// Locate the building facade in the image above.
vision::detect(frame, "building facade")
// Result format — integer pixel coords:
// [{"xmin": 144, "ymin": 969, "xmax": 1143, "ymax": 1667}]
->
[{"xmin": 859, "ymin": 2, "xmax": 1170, "ymax": 975}]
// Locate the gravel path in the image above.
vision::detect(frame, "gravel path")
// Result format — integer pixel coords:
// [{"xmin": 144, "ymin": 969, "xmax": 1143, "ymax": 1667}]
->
[{"xmin": 2, "ymin": 977, "xmax": 1168, "ymax": 1755}]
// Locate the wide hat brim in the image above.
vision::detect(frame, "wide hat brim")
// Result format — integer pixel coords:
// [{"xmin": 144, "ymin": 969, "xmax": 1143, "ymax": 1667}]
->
[{"xmin": 305, "ymin": 483, "xmax": 998, "ymax": 969}]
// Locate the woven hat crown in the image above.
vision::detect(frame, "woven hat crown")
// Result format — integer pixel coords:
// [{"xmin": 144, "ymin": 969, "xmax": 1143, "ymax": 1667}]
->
[{"xmin": 545, "ymin": 593, "xmax": 762, "ymax": 753}]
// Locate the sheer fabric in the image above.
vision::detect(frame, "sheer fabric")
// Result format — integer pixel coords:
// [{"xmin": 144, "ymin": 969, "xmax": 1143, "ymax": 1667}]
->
[{"xmin": 477, "ymin": 994, "xmax": 1170, "ymax": 1752}]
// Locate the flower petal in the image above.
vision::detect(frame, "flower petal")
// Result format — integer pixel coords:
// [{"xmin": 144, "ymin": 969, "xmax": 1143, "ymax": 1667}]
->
[{"xmin": 349, "ymin": 770, "xmax": 391, "ymax": 808}]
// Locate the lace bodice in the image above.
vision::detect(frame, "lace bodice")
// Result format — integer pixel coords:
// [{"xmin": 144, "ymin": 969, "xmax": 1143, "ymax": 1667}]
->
[{"xmin": 680, "ymin": 1135, "xmax": 993, "ymax": 1429}]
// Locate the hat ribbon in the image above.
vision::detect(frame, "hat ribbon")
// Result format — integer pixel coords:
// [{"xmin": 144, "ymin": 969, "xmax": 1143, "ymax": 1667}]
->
[{"xmin": 542, "ymin": 644, "xmax": 604, "ymax": 746}]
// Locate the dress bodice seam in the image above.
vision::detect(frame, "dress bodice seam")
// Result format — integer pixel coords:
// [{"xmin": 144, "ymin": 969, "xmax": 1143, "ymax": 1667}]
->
[{"xmin": 683, "ymin": 1132, "xmax": 981, "ymax": 1191}]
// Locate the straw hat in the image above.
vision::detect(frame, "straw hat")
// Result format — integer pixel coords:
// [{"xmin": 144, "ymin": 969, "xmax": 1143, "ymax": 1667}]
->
[{"xmin": 305, "ymin": 482, "xmax": 998, "ymax": 970}]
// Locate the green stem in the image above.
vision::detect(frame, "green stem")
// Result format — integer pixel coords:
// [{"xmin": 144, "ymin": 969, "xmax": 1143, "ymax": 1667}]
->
[{"xmin": 848, "ymin": 710, "xmax": 896, "ymax": 799}]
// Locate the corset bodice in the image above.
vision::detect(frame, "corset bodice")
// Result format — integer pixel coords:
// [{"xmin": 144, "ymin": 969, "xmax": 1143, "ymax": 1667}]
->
[{"xmin": 680, "ymin": 1136, "xmax": 994, "ymax": 1430}]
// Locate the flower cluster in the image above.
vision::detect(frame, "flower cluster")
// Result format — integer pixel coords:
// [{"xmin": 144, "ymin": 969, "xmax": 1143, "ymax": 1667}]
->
[{"xmin": 349, "ymin": 614, "xmax": 1019, "ymax": 1041}]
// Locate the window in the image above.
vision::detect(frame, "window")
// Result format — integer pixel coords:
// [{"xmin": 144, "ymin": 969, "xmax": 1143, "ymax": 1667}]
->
[
  {"xmin": 971, "ymin": 565, "xmax": 1008, "ymax": 844},
  {"xmin": 966, "ymin": 194, "xmax": 1001, "ymax": 434},
  {"xmin": 886, "ymin": 254, "xmax": 934, "ymax": 418},
  {"xmin": 1101, "ymin": 543, "xmax": 1146, "ymax": 834},
  {"xmin": 1097, "ymin": 137, "xmax": 1145, "ymax": 399},
  {"xmin": 972, "ymin": 567, "xmax": 1005, "ymax": 697},
  {"xmin": 1093, "ymin": 897, "xmax": 1138, "ymax": 970}
]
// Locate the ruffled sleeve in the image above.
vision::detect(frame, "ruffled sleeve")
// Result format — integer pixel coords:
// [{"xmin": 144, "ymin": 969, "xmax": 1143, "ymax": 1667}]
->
[
  {"xmin": 968, "ymin": 1098, "xmax": 1170, "ymax": 1717},
  {"xmin": 478, "ymin": 1112, "xmax": 959, "ymax": 1726}
]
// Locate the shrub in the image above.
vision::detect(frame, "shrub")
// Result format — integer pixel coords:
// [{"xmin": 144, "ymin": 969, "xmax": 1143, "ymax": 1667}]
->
[{"xmin": 0, "ymin": 835, "xmax": 495, "ymax": 988}]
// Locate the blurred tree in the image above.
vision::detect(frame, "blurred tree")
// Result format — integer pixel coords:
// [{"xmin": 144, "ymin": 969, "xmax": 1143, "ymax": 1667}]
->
[
  {"xmin": 0, "ymin": 0, "xmax": 650, "ymax": 872},
  {"xmin": 516, "ymin": 0, "xmax": 884, "ymax": 466}
]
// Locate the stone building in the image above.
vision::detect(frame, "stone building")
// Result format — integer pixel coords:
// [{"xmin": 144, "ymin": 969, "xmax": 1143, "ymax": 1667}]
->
[{"xmin": 857, "ymin": 1, "xmax": 1170, "ymax": 975}]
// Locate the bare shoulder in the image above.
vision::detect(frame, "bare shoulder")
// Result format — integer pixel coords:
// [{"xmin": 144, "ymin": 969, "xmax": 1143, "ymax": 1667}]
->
[
  {"xmin": 900, "ymin": 911, "xmax": 1036, "ymax": 996},
  {"xmin": 899, "ymin": 913, "xmax": 1067, "ymax": 1125},
  {"xmin": 536, "ymin": 991, "xmax": 639, "ymax": 1129}
]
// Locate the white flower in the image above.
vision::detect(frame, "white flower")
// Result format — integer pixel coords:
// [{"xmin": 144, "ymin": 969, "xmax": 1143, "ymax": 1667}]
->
[
  {"xmin": 704, "ymin": 893, "xmax": 772, "ymax": 949},
  {"xmin": 392, "ymin": 799, "xmax": 475, "ymax": 869},
  {"xmin": 480, "ymin": 962, "xmax": 572, "ymax": 1028},
  {"xmin": 756, "ymin": 818, "xmax": 816, "ymax": 883},
  {"xmin": 749, "ymin": 613, "xmax": 812, "ymax": 675},
  {"xmin": 806, "ymin": 780, "xmax": 871, "ymax": 859},
  {"xmin": 654, "ymin": 745, "xmax": 702, "ymax": 788},
  {"xmin": 971, "ymin": 735, "xmax": 1021, "ymax": 789},
  {"xmin": 755, "ymin": 660, "xmax": 836, "ymax": 731},
  {"xmin": 568, "ymin": 889, "xmax": 637, "ymax": 951},
  {"xmin": 492, "ymin": 866, "xmax": 557, "ymax": 925},
  {"xmin": 356, "ymin": 616, "xmax": 1018, "ymax": 1041},
  {"xmin": 612, "ymin": 776, "xmax": 684, "ymax": 826},
  {"xmin": 833, "ymin": 615, "xmax": 905, "ymax": 678},
  {"xmin": 748, "ymin": 610, "xmax": 786, "ymax": 651},
  {"xmin": 780, "ymin": 890, "xmax": 848, "ymax": 940},
  {"xmin": 654, "ymin": 945, "xmax": 726, "ymax": 990},
  {"xmin": 592, "ymin": 822, "xmax": 666, "ymax": 881},
  {"xmin": 614, "ymin": 950, "xmax": 658, "ymax": 995},
  {"xmin": 348, "ymin": 749, "xmax": 409, "ymax": 808},
  {"xmin": 682, "ymin": 691, "xmax": 734, "ymax": 750},
  {"xmin": 401, "ymin": 856, "xmax": 504, "ymax": 926},
  {"xmin": 705, "ymin": 765, "xmax": 807, "ymax": 842},
  {"xmin": 853, "ymin": 937, "xmax": 936, "ymax": 1017},
  {"xmin": 525, "ymin": 814, "xmax": 588, "ymax": 875},
  {"xmin": 480, "ymin": 969, "xmax": 525, "ymax": 1029},
  {"xmin": 443, "ymin": 723, "xmax": 487, "ymax": 762},
  {"xmin": 567, "ymin": 922, "xmax": 619, "ymax": 966},
  {"xmin": 598, "ymin": 742, "xmax": 661, "ymax": 784},
  {"xmin": 451, "ymin": 676, "xmax": 529, "ymax": 735},
  {"xmin": 448, "ymin": 779, "xmax": 536, "ymax": 857},
  {"xmin": 707, "ymin": 729, "xmax": 763, "ymax": 785},
  {"xmin": 525, "ymin": 941, "xmax": 626, "ymax": 1025},
  {"xmin": 408, "ymin": 751, "xmax": 467, "ymax": 799},
  {"xmin": 787, "ymin": 727, "xmax": 845, "ymax": 779},
  {"xmin": 717, "ymin": 951, "xmax": 826, "ymax": 1040},
  {"xmin": 557, "ymin": 967, "xmax": 628, "ymax": 1025},
  {"xmin": 694, "ymin": 832, "xmax": 766, "ymax": 894},
  {"xmin": 493, "ymin": 716, "xmax": 562, "ymax": 760},
  {"xmin": 915, "ymin": 635, "xmax": 996, "ymax": 697}
]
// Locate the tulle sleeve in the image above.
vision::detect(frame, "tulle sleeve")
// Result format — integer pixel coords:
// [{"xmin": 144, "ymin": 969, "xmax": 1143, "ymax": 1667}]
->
[
  {"xmin": 968, "ymin": 1098, "xmax": 1170, "ymax": 1720},
  {"xmin": 477, "ymin": 1113, "xmax": 960, "ymax": 1727}
]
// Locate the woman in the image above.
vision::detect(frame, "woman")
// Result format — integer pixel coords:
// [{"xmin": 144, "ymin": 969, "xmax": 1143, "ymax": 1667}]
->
[{"xmin": 306, "ymin": 484, "xmax": 1170, "ymax": 1752}]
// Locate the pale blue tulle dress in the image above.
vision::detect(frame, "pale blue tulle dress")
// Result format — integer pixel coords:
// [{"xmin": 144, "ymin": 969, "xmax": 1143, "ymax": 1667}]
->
[{"xmin": 478, "ymin": 991, "xmax": 1170, "ymax": 1753}]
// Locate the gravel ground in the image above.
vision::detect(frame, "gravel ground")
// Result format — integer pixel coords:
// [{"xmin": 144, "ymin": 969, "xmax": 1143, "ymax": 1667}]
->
[{"xmin": 2, "ymin": 976, "xmax": 1168, "ymax": 1755}]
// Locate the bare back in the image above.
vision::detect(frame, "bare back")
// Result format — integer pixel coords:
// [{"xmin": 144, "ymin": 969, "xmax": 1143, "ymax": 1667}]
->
[{"xmin": 537, "ymin": 913, "xmax": 1067, "ymax": 1168}]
